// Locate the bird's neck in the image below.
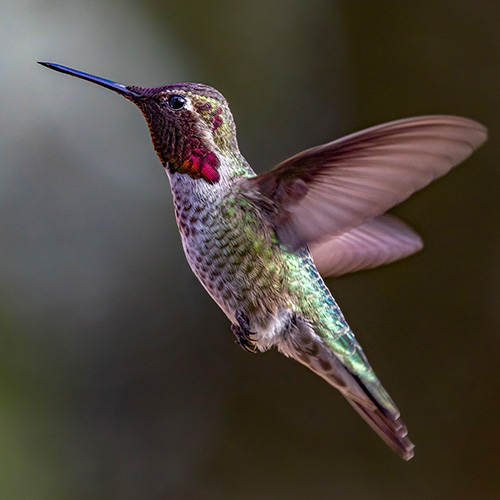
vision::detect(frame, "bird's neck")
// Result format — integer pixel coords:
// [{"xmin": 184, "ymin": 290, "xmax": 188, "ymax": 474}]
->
[{"xmin": 165, "ymin": 150, "xmax": 255, "ymax": 208}]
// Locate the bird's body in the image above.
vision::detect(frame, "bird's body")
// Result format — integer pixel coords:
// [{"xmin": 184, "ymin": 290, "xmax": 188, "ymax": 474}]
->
[
  {"xmin": 39, "ymin": 62, "xmax": 488, "ymax": 460},
  {"xmin": 170, "ymin": 152, "xmax": 355, "ymax": 365},
  {"xmin": 167, "ymin": 136, "xmax": 410, "ymax": 458}
]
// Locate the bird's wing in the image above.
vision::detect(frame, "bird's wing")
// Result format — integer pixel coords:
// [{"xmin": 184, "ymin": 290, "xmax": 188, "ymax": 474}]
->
[
  {"xmin": 310, "ymin": 214, "xmax": 423, "ymax": 277},
  {"xmin": 246, "ymin": 116, "xmax": 487, "ymax": 251}
]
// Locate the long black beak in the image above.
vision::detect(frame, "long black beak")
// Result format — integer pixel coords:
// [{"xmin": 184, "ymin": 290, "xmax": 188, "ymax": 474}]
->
[{"xmin": 38, "ymin": 62, "xmax": 141, "ymax": 98}]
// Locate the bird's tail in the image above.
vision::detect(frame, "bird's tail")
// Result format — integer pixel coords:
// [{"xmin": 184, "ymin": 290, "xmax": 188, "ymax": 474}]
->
[
  {"xmin": 285, "ymin": 319, "xmax": 414, "ymax": 460},
  {"xmin": 341, "ymin": 372, "xmax": 414, "ymax": 460}
]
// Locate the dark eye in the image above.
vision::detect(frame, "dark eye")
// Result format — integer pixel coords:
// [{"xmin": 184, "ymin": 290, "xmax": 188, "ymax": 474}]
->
[{"xmin": 167, "ymin": 94, "xmax": 186, "ymax": 110}]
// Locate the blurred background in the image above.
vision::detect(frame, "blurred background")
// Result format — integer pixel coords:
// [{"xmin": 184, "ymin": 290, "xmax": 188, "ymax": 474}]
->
[{"xmin": 2, "ymin": 1, "xmax": 500, "ymax": 498}]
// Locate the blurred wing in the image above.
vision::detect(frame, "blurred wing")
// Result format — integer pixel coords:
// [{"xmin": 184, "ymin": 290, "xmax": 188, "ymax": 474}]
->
[
  {"xmin": 248, "ymin": 116, "xmax": 487, "ymax": 250},
  {"xmin": 310, "ymin": 214, "xmax": 423, "ymax": 277}
]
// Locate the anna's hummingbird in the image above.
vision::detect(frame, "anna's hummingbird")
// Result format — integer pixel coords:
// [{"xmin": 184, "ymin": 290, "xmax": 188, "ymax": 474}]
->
[{"xmin": 39, "ymin": 62, "xmax": 487, "ymax": 460}]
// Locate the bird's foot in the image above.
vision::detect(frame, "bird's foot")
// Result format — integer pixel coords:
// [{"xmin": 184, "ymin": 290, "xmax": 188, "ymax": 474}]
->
[{"xmin": 232, "ymin": 311, "xmax": 257, "ymax": 353}]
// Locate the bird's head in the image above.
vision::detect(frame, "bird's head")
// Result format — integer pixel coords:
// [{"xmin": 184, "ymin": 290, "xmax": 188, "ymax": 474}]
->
[{"xmin": 39, "ymin": 63, "xmax": 239, "ymax": 184}]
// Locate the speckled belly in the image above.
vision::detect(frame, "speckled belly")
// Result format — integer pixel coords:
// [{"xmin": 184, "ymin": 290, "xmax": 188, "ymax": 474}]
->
[
  {"xmin": 168, "ymin": 172, "xmax": 350, "ymax": 348},
  {"xmin": 171, "ymin": 189, "xmax": 291, "ymax": 328},
  {"xmin": 196, "ymin": 219, "xmax": 284, "ymax": 320}
]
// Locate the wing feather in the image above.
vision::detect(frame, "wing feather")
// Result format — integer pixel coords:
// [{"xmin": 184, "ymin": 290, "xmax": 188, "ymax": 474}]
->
[
  {"xmin": 248, "ymin": 116, "xmax": 487, "ymax": 250},
  {"xmin": 310, "ymin": 214, "xmax": 423, "ymax": 277}
]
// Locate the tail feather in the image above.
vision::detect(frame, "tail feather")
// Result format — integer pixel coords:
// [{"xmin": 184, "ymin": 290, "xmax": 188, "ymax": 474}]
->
[
  {"xmin": 284, "ymin": 319, "xmax": 414, "ymax": 460},
  {"xmin": 345, "ymin": 375, "xmax": 414, "ymax": 460}
]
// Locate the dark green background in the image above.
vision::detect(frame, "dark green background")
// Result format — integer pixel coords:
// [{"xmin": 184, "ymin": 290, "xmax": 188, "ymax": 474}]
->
[{"xmin": 2, "ymin": 1, "xmax": 499, "ymax": 498}]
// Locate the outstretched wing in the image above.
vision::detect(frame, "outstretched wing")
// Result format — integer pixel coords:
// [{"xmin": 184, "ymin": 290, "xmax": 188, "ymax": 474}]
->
[
  {"xmin": 247, "ymin": 116, "xmax": 487, "ymax": 250},
  {"xmin": 310, "ymin": 214, "xmax": 423, "ymax": 277}
]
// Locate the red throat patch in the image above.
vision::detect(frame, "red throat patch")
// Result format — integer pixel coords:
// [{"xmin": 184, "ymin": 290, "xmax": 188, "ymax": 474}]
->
[{"xmin": 179, "ymin": 139, "xmax": 220, "ymax": 183}]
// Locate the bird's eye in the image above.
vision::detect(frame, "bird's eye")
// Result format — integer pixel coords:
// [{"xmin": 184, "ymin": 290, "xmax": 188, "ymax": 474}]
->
[{"xmin": 167, "ymin": 94, "xmax": 186, "ymax": 110}]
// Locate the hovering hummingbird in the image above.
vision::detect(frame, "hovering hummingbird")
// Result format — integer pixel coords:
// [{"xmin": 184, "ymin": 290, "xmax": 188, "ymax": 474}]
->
[{"xmin": 39, "ymin": 62, "xmax": 487, "ymax": 460}]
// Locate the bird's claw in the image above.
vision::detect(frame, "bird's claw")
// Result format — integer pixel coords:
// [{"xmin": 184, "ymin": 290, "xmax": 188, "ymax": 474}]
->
[{"xmin": 232, "ymin": 311, "xmax": 257, "ymax": 353}]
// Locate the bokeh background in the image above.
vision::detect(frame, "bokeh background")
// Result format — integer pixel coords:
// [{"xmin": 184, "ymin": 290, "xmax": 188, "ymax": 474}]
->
[{"xmin": 2, "ymin": 1, "xmax": 500, "ymax": 498}]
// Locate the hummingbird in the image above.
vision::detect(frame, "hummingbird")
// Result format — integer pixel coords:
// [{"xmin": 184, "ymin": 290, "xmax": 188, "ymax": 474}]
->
[{"xmin": 39, "ymin": 62, "xmax": 487, "ymax": 460}]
